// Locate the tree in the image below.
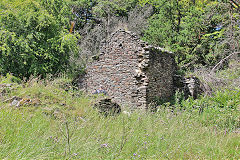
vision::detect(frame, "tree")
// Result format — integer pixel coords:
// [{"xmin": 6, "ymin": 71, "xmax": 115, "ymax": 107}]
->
[
  {"xmin": 142, "ymin": 0, "xmax": 239, "ymax": 71},
  {"xmin": 72, "ymin": 0, "xmax": 151, "ymax": 64},
  {"xmin": 0, "ymin": 0, "xmax": 79, "ymax": 78}
]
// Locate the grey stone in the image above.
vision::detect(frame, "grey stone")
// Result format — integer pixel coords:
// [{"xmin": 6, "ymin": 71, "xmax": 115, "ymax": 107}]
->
[
  {"xmin": 94, "ymin": 98, "xmax": 121, "ymax": 116},
  {"xmin": 78, "ymin": 29, "xmax": 176, "ymax": 109},
  {"xmin": 11, "ymin": 99, "xmax": 19, "ymax": 107}
]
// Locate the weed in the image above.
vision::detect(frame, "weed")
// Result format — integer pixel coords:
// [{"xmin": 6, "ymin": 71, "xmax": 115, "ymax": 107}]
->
[{"xmin": 0, "ymin": 76, "xmax": 240, "ymax": 159}]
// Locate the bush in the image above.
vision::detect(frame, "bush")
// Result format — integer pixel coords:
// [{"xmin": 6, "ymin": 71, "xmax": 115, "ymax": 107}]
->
[{"xmin": 0, "ymin": 0, "xmax": 79, "ymax": 78}]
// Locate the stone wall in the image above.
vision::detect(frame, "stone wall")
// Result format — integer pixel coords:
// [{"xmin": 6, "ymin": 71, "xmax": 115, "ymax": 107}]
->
[
  {"xmin": 146, "ymin": 47, "xmax": 176, "ymax": 104},
  {"xmin": 80, "ymin": 29, "xmax": 176, "ymax": 109}
]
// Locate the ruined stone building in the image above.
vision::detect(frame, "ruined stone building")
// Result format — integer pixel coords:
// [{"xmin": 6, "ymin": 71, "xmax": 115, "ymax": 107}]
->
[{"xmin": 79, "ymin": 29, "xmax": 176, "ymax": 109}]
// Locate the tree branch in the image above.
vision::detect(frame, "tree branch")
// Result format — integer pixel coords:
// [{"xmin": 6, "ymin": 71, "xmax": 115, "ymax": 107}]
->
[{"xmin": 211, "ymin": 51, "xmax": 239, "ymax": 73}]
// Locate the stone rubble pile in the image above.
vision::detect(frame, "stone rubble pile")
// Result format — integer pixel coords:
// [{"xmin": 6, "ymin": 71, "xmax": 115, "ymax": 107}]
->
[{"xmin": 94, "ymin": 98, "xmax": 121, "ymax": 116}]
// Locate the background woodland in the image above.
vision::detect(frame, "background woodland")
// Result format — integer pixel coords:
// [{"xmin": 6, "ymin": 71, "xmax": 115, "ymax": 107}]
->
[{"xmin": 1, "ymin": 0, "xmax": 239, "ymax": 78}]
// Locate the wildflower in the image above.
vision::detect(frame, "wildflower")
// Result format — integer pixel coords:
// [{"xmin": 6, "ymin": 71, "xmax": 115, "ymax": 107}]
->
[
  {"xmin": 73, "ymin": 153, "xmax": 78, "ymax": 156},
  {"xmin": 101, "ymin": 143, "xmax": 109, "ymax": 148}
]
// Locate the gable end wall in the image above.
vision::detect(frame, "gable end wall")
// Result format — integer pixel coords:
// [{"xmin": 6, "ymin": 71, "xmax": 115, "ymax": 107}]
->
[{"xmin": 84, "ymin": 30, "xmax": 144, "ymax": 108}]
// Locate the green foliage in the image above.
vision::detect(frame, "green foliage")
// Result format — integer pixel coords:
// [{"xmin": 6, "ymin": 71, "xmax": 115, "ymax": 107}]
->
[
  {"xmin": 92, "ymin": 0, "xmax": 138, "ymax": 17},
  {"xmin": 142, "ymin": 0, "xmax": 203, "ymax": 67},
  {"xmin": 1, "ymin": 0, "xmax": 237, "ymax": 78},
  {"xmin": 176, "ymin": 89, "xmax": 240, "ymax": 129},
  {"xmin": 210, "ymin": 89, "xmax": 240, "ymax": 108},
  {"xmin": 0, "ymin": 73, "xmax": 21, "ymax": 84},
  {"xmin": 0, "ymin": 1, "xmax": 240, "ymax": 158},
  {"xmin": 0, "ymin": 0, "xmax": 80, "ymax": 78},
  {"xmin": 0, "ymin": 76, "xmax": 240, "ymax": 159},
  {"xmin": 142, "ymin": 0, "xmax": 239, "ymax": 70}
]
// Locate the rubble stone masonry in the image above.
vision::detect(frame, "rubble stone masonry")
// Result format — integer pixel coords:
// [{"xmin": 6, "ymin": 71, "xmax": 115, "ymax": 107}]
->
[{"xmin": 80, "ymin": 29, "xmax": 176, "ymax": 109}]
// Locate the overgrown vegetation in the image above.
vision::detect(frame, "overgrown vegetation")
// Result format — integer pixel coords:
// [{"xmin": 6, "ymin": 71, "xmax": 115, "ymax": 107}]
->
[
  {"xmin": 1, "ymin": 0, "xmax": 239, "ymax": 77},
  {"xmin": 142, "ymin": 0, "xmax": 240, "ymax": 70},
  {"xmin": 0, "ymin": 74, "xmax": 239, "ymax": 159},
  {"xmin": 0, "ymin": 0, "xmax": 240, "ymax": 159},
  {"xmin": 0, "ymin": 0, "xmax": 80, "ymax": 78}
]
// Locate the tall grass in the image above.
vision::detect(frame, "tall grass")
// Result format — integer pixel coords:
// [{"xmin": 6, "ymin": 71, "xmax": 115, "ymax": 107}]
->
[{"xmin": 0, "ymin": 75, "xmax": 239, "ymax": 159}]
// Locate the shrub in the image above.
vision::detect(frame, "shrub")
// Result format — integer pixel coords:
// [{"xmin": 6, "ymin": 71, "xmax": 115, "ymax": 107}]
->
[{"xmin": 0, "ymin": 0, "xmax": 79, "ymax": 78}]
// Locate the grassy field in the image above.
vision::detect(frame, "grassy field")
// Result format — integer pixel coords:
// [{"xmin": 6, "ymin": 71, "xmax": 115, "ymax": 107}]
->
[{"xmin": 0, "ymin": 74, "xmax": 239, "ymax": 159}]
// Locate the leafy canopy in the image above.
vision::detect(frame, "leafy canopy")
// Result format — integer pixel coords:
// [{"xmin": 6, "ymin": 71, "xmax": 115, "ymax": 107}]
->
[{"xmin": 0, "ymin": 0, "xmax": 79, "ymax": 78}]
